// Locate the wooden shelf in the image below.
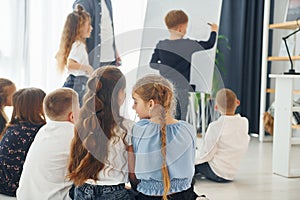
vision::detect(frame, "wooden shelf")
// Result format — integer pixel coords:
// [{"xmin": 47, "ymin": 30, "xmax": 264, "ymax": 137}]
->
[
  {"xmin": 266, "ymin": 88, "xmax": 275, "ymax": 93},
  {"xmin": 268, "ymin": 56, "xmax": 300, "ymax": 61},
  {"xmin": 269, "ymin": 21, "xmax": 300, "ymax": 29},
  {"xmin": 266, "ymin": 88, "xmax": 300, "ymax": 94},
  {"xmin": 292, "ymin": 125, "xmax": 300, "ymax": 129}
]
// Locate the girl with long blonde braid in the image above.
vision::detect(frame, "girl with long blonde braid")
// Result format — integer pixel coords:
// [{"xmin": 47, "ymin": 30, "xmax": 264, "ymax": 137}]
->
[{"xmin": 131, "ymin": 74, "xmax": 199, "ymax": 200}]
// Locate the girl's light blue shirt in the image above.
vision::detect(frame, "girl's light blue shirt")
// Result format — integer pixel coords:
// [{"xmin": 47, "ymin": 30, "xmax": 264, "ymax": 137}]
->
[{"xmin": 132, "ymin": 119, "xmax": 196, "ymax": 196}]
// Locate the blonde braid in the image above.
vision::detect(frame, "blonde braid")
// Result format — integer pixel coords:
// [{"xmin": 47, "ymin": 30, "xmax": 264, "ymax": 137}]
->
[
  {"xmin": 161, "ymin": 110, "xmax": 170, "ymax": 200},
  {"xmin": 134, "ymin": 74, "xmax": 175, "ymax": 199},
  {"xmin": 154, "ymin": 84, "xmax": 171, "ymax": 200}
]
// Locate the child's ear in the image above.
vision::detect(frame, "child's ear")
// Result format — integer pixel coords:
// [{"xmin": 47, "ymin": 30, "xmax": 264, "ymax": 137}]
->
[
  {"xmin": 149, "ymin": 99, "xmax": 155, "ymax": 109},
  {"xmin": 178, "ymin": 23, "xmax": 186, "ymax": 33},
  {"xmin": 178, "ymin": 24, "xmax": 183, "ymax": 32},
  {"xmin": 236, "ymin": 99, "xmax": 240, "ymax": 106},
  {"xmin": 68, "ymin": 112, "xmax": 75, "ymax": 123}
]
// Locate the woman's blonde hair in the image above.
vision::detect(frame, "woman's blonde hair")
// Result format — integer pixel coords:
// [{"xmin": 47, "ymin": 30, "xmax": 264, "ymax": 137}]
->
[
  {"xmin": 56, "ymin": 5, "xmax": 90, "ymax": 73},
  {"xmin": 133, "ymin": 74, "xmax": 175, "ymax": 200}
]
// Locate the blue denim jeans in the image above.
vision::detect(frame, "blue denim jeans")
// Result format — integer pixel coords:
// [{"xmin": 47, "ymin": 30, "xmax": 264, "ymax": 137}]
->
[
  {"xmin": 63, "ymin": 74, "xmax": 88, "ymax": 107},
  {"xmin": 74, "ymin": 183, "xmax": 130, "ymax": 200},
  {"xmin": 195, "ymin": 162, "xmax": 231, "ymax": 183}
]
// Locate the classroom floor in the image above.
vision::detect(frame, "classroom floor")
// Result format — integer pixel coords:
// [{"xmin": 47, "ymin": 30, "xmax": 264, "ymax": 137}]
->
[
  {"xmin": 1, "ymin": 135, "xmax": 299, "ymax": 200},
  {"xmin": 194, "ymin": 136, "xmax": 300, "ymax": 200}
]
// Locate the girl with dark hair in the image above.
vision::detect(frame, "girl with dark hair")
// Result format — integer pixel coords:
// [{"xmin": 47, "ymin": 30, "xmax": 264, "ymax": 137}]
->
[
  {"xmin": 0, "ymin": 88, "xmax": 46, "ymax": 197},
  {"xmin": 68, "ymin": 66, "xmax": 133, "ymax": 199},
  {"xmin": 0, "ymin": 78, "xmax": 16, "ymax": 135}
]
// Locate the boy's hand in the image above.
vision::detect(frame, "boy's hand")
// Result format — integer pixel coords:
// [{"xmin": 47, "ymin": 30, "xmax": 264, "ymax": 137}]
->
[{"xmin": 208, "ymin": 23, "xmax": 218, "ymax": 32}]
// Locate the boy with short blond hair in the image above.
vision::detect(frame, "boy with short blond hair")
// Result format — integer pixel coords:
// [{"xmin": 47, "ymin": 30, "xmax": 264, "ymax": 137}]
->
[
  {"xmin": 17, "ymin": 88, "xmax": 80, "ymax": 200},
  {"xmin": 215, "ymin": 88, "xmax": 239, "ymax": 114},
  {"xmin": 195, "ymin": 88, "xmax": 250, "ymax": 182},
  {"xmin": 43, "ymin": 88, "xmax": 79, "ymax": 122}
]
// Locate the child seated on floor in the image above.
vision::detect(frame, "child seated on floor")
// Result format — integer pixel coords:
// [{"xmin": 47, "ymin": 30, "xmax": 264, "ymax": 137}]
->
[
  {"xmin": 130, "ymin": 74, "xmax": 202, "ymax": 200},
  {"xmin": 195, "ymin": 88, "xmax": 250, "ymax": 182},
  {"xmin": 17, "ymin": 88, "xmax": 80, "ymax": 200},
  {"xmin": 67, "ymin": 66, "xmax": 134, "ymax": 200},
  {"xmin": 0, "ymin": 88, "xmax": 46, "ymax": 197}
]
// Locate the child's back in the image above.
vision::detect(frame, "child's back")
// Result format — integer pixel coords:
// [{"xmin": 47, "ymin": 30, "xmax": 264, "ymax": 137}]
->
[
  {"xmin": 151, "ymin": 36, "xmax": 216, "ymax": 85},
  {"xmin": 195, "ymin": 88, "xmax": 250, "ymax": 182},
  {"xmin": 17, "ymin": 88, "xmax": 79, "ymax": 200},
  {"xmin": 198, "ymin": 114, "xmax": 249, "ymax": 179},
  {"xmin": 68, "ymin": 66, "xmax": 132, "ymax": 200},
  {"xmin": 0, "ymin": 88, "xmax": 46, "ymax": 197},
  {"xmin": 150, "ymin": 10, "xmax": 218, "ymax": 120},
  {"xmin": 131, "ymin": 74, "xmax": 198, "ymax": 200},
  {"xmin": 132, "ymin": 119, "xmax": 196, "ymax": 194}
]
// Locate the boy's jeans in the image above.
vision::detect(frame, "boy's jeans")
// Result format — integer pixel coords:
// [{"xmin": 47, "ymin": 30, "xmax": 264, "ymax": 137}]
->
[{"xmin": 195, "ymin": 162, "xmax": 231, "ymax": 183}]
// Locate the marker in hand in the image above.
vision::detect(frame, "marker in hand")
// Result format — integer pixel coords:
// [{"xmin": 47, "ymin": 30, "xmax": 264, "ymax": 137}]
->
[{"xmin": 207, "ymin": 23, "xmax": 218, "ymax": 32}]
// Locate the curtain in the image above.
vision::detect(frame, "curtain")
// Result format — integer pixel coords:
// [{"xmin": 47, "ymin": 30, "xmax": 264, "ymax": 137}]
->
[
  {"xmin": 217, "ymin": 0, "xmax": 264, "ymax": 133},
  {"xmin": 0, "ymin": 0, "xmax": 74, "ymax": 92},
  {"xmin": 1, "ymin": 0, "xmax": 147, "ymax": 94},
  {"xmin": 26, "ymin": 0, "xmax": 74, "ymax": 92},
  {"xmin": 0, "ymin": 0, "xmax": 147, "ymax": 120},
  {"xmin": 0, "ymin": 0, "xmax": 26, "ymax": 87}
]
